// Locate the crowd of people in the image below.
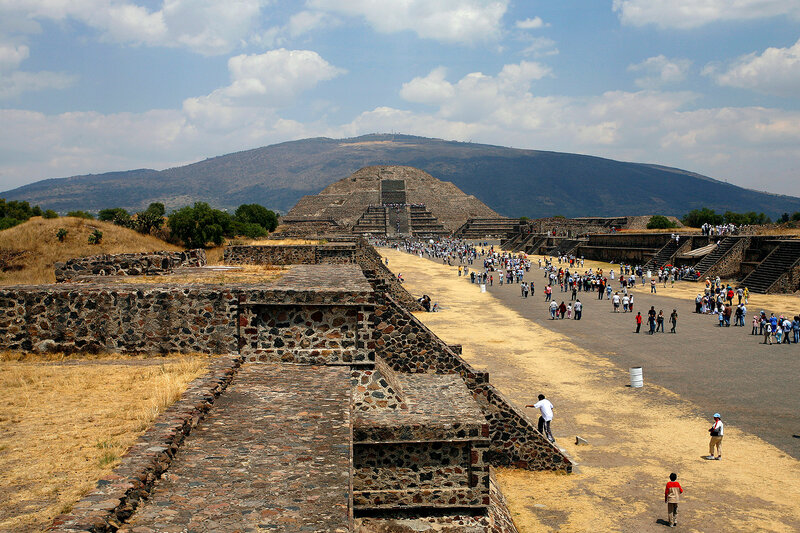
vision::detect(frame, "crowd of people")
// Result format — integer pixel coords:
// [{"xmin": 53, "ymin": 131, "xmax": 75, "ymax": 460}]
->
[{"xmin": 700, "ymin": 222, "xmax": 738, "ymax": 236}]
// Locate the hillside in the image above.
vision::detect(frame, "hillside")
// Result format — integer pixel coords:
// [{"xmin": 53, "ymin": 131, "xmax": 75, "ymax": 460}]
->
[
  {"xmin": 3, "ymin": 134, "xmax": 800, "ymax": 219},
  {"xmin": 0, "ymin": 217, "xmax": 182, "ymax": 285}
]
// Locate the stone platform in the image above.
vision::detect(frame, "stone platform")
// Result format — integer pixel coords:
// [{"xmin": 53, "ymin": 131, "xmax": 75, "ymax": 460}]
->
[{"xmin": 119, "ymin": 364, "xmax": 353, "ymax": 533}]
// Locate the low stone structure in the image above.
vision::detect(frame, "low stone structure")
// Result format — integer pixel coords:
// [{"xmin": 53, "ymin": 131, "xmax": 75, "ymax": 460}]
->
[
  {"xmin": 224, "ymin": 242, "xmax": 357, "ymax": 265},
  {"xmin": 0, "ymin": 240, "xmax": 580, "ymax": 532},
  {"xmin": 54, "ymin": 250, "xmax": 206, "ymax": 282}
]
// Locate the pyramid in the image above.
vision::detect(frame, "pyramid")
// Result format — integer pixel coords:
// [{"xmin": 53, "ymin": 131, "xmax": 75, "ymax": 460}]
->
[{"xmin": 285, "ymin": 165, "xmax": 500, "ymax": 234}]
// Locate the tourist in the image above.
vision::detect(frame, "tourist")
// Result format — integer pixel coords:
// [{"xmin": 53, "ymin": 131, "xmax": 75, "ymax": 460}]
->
[
  {"xmin": 706, "ymin": 413, "xmax": 724, "ymax": 460},
  {"xmin": 549, "ymin": 300, "xmax": 558, "ymax": 319},
  {"xmin": 574, "ymin": 299, "xmax": 582, "ymax": 320},
  {"xmin": 545, "ymin": 284, "xmax": 552, "ymax": 301},
  {"xmin": 566, "ymin": 303, "xmax": 572, "ymax": 319},
  {"xmin": 648, "ymin": 306, "xmax": 657, "ymax": 334},
  {"xmin": 669, "ymin": 309, "xmax": 678, "ymax": 333},
  {"xmin": 635, "ymin": 311, "xmax": 642, "ymax": 333},
  {"xmin": 752, "ymin": 315, "xmax": 759, "ymax": 335},
  {"xmin": 612, "ymin": 292, "xmax": 620, "ymax": 312},
  {"xmin": 656, "ymin": 310, "xmax": 665, "ymax": 332},
  {"xmin": 793, "ymin": 316, "xmax": 800, "ymax": 344},
  {"xmin": 782, "ymin": 317, "xmax": 792, "ymax": 344},
  {"xmin": 651, "ymin": 278, "xmax": 657, "ymax": 293},
  {"xmin": 629, "ymin": 294, "xmax": 634, "ymax": 313},
  {"xmin": 664, "ymin": 473, "xmax": 683, "ymax": 528},
  {"xmin": 525, "ymin": 394, "xmax": 555, "ymax": 443},
  {"xmin": 622, "ymin": 294, "xmax": 630, "ymax": 313},
  {"xmin": 763, "ymin": 319, "xmax": 773, "ymax": 345},
  {"xmin": 558, "ymin": 301, "xmax": 567, "ymax": 319}
]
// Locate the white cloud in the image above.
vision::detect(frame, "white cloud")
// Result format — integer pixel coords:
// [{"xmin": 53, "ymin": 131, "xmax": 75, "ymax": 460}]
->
[
  {"xmin": 400, "ymin": 67, "xmax": 455, "ymax": 105},
  {"xmin": 628, "ymin": 55, "xmax": 691, "ymax": 88},
  {"xmin": 0, "ymin": 70, "xmax": 77, "ymax": 98},
  {"xmin": 307, "ymin": 0, "xmax": 508, "ymax": 44},
  {"xmin": 613, "ymin": 0, "xmax": 800, "ymax": 29},
  {"xmin": 0, "ymin": 0, "xmax": 268, "ymax": 56},
  {"xmin": 515, "ymin": 17, "xmax": 547, "ymax": 29},
  {"xmin": 287, "ymin": 10, "xmax": 334, "ymax": 37},
  {"xmin": 520, "ymin": 36, "xmax": 558, "ymax": 57},
  {"xmin": 0, "ymin": 43, "xmax": 29, "ymax": 71},
  {"xmin": 705, "ymin": 38, "xmax": 800, "ymax": 97}
]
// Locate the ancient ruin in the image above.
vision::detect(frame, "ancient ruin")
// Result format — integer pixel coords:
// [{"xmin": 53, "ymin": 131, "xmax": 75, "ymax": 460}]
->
[
  {"xmin": 0, "ymin": 241, "xmax": 571, "ymax": 532},
  {"xmin": 282, "ymin": 165, "xmax": 505, "ymax": 238}
]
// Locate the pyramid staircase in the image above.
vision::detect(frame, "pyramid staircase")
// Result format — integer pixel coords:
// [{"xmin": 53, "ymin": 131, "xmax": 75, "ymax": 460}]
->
[
  {"xmin": 643, "ymin": 239, "xmax": 680, "ymax": 271},
  {"xmin": 523, "ymin": 236, "xmax": 548, "ymax": 255},
  {"xmin": 689, "ymin": 237, "xmax": 740, "ymax": 280},
  {"xmin": 409, "ymin": 205, "xmax": 449, "ymax": 238},
  {"xmin": 739, "ymin": 240, "xmax": 800, "ymax": 293},
  {"xmin": 352, "ymin": 206, "xmax": 388, "ymax": 235},
  {"xmin": 547, "ymin": 239, "xmax": 582, "ymax": 256}
]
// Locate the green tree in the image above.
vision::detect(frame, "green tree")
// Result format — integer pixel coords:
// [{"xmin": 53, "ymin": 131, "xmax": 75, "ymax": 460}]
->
[
  {"xmin": 682, "ymin": 208, "xmax": 723, "ymax": 227},
  {"xmin": 67, "ymin": 210, "xmax": 94, "ymax": 219},
  {"xmin": 131, "ymin": 204, "xmax": 165, "ymax": 235},
  {"xmin": 0, "ymin": 198, "xmax": 46, "ymax": 229},
  {"xmin": 98, "ymin": 207, "xmax": 129, "ymax": 222},
  {"xmin": 234, "ymin": 204, "xmax": 278, "ymax": 232},
  {"xmin": 43, "ymin": 209, "xmax": 59, "ymax": 219},
  {"xmin": 167, "ymin": 202, "xmax": 233, "ymax": 248},
  {"xmin": 646, "ymin": 215, "xmax": 678, "ymax": 229},
  {"xmin": 791, "ymin": 212, "xmax": 800, "ymax": 222}
]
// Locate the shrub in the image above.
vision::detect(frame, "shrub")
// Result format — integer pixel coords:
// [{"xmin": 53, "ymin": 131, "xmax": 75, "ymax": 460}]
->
[
  {"xmin": 43, "ymin": 209, "xmax": 59, "ymax": 219},
  {"xmin": 232, "ymin": 220, "xmax": 269, "ymax": 239},
  {"xmin": 56, "ymin": 228, "xmax": 68, "ymax": 242},
  {"xmin": 682, "ymin": 208, "xmax": 723, "ymax": 227},
  {"xmin": 88, "ymin": 229, "xmax": 103, "ymax": 244},
  {"xmin": 98, "ymin": 207, "xmax": 129, "ymax": 222},
  {"xmin": 67, "ymin": 210, "xmax": 94, "ymax": 220},
  {"xmin": 646, "ymin": 215, "xmax": 678, "ymax": 229},
  {"xmin": 167, "ymin": 202, "xmax": 233, "ymax": 248},
  {"xmin": 234, "ymin": 204, "xmax": 278, "ymax": 233},
  {"xmin": 0, "ymin": 198, "xmax": 46, "ymax": 229}
]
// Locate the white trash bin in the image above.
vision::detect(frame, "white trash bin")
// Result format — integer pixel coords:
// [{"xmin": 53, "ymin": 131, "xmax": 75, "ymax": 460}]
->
[
  {"xmin": 480, "ymin": 283, "xmax": 486, "ymax": 293},
  {"xmin": 630, "ymin": 366, "xmax": 643, "ymax": 388}
]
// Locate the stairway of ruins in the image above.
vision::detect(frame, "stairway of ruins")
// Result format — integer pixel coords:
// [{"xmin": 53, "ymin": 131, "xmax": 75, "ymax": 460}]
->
[
  {"xmin": 120, "ymin": 364, "xmax": 353, "ymax": 533},
  {"xmin": 387, "ymin": 205, "xmax": 410, "ymax": 235},
  {"xmin": 523, "ymin": 236, "xmax": 548, "ymax": 255},
  {"xmin": 739, "ymin": 240, "xmax": 800, "ymax": 293},
  {"xmin": 409, "ymin": 205, "xmax": 449, "ymax": 237},
  {"xmin": 352, "ymin": 206, "xmax": 388, "ymax": 235},
  {"xmin": 644, "ymin": 239, "xmax": 680, "ymax": 271},
  {"xmin": 454, "ymin": 218, "xmax": 522, "ymax": 239},
  {"xmin": 689, "ymin": 237, "xmax": 739, "ymax": 280},
  {"xmin": 511, "ymin": 234, "xmax": 536, "ymax": 253},
  {"xmin": 547, "ymin": 239, "xmax": 582, "ymax": 256}
]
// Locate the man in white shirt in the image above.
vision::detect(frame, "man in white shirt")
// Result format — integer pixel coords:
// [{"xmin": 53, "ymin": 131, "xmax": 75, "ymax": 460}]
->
[
  {"xmin": 706, "ymin": 413, "xmax": 724, "ymax": 460},
  {"xmin": 526, "ymin": 394, "xmax": 555, "ymax": 442}
]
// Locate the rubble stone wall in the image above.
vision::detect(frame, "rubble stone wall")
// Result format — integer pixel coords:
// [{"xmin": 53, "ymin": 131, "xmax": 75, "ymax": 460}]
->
[
  {"xmin": 223, "ymin": 244, "xmax": 356, "ymax": 265},
  {"xmin": 704, "ymin": 237, "xmax": 750, "ymax": 280},
  {"xmin": 240, "ymin": 304, "xmax": 376, "ymax": 365},
  {"xmin": 373, "ymin": 294, "xmax": 571, "ymax": 472},
  {"xmin": 54, "ymin": 250, "xmax": 206, "ymax": 282},
  {"xmin": 768, "ymin": 263, "xmax": 800, "ymax": 294}
]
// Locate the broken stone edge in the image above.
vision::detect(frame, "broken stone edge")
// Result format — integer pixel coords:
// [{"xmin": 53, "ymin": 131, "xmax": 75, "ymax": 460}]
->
[{"xmin": 48, "ymin": 354, "xmax": 245, "ymax": 533}]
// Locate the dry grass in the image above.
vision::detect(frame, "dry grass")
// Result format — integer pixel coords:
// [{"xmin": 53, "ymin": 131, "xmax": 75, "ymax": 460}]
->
[
  {"xmin": 0, "ymin": 217, "xmax": 181, "ymax": 286},
  {"xmin": 236, "ymin": 237, "xmax": 323, "ymax": 246},
  {"xmin": 0, "ymin": 354, "xmax": 209, "ymax": 531}
]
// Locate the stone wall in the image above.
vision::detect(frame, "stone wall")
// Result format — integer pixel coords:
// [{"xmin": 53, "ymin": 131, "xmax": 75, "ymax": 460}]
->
[
  {"xmin": 357, "ymin": 241, "xmax": 424, "ymax": 311},
  {"xmin": 0, "ymin": 276, "xmax": 372, "ymax": 357},
  {"xmin": 704, "ymin": 237, "xmax": 750, "ymax": 280},
  {"xmin": 768, "ymin": 263, "xmax": 800, "ymax": 294},
  {"xmin": 239, "ymin": 303, "xmax": 376, "ymax": 365},
  {"xmin": 0, "ymin": 284, "xmax": 237, "ymax": 354},
  {"xmin": 372, "ymin": 293, "xmax": 571, "ymax": 472},
  {"xmin": 224, "ymin": 244, "xmax": 356, "ymax": 265},
  {"xmin": 54, "ymin": 250, "xmax": 206, "ymax": 282}
]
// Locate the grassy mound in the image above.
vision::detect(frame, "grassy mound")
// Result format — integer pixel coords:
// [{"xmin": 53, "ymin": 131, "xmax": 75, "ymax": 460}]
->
[{"xmin": 0, "ymin": 217, "xmax": 182, "ymax": 285}]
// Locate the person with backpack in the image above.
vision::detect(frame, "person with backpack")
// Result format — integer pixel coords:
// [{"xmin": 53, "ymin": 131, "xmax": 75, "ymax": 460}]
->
[{"xmin": 706, "ymin": 413, "xmax": 724, "ymax": 460}]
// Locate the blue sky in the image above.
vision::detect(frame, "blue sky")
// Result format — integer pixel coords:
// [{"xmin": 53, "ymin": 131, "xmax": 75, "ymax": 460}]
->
[{"xmin": 1, "ymin": 0, "xmax": 800, "ymax": 197}]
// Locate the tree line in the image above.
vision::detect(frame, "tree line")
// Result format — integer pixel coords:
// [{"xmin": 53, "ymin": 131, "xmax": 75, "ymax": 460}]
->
[{"xmin": 0, "ymin": 198, "xmax": 279, "ymax": 248}]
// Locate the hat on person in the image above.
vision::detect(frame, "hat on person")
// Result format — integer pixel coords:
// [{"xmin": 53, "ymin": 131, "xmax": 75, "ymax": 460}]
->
[{"xmin": 713, "ymin": 413, "xmax": 721, "ymax": 418}]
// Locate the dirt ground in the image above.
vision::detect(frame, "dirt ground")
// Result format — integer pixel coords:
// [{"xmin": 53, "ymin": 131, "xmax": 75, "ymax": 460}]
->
[{"xmin": 380, "ymin": 247, "xmax": 800, "ymax": 533}]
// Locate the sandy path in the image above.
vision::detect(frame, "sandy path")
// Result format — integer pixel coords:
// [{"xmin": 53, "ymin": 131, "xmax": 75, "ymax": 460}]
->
[{"xmin": 380, "ymin": 247, "xmax": 800, "ymax": 533}]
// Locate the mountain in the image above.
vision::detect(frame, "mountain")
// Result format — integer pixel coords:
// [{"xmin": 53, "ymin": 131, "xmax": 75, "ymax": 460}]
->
[{"xmin": 3, "ymin": 134, "xmax": 800, "ymax": 219}]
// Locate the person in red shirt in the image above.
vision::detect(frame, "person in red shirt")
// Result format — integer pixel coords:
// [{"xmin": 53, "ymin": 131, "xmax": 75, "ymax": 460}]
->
[
  {"xmin": 635, "ymin": 311, "xmax": 642, "ymax": 333},
  {"xmin": 664, "ymin": 472, "xmax": 683, "ymax": 527}
]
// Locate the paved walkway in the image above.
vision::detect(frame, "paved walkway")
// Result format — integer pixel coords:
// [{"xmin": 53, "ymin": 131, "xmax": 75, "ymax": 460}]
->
[
  {"xmin": 121, "ymin": 364, "xmax": 352, "ymax": 533},
  {"xmin": 445, "ymin": 262, "xmax": 800, "ymax": 460}
]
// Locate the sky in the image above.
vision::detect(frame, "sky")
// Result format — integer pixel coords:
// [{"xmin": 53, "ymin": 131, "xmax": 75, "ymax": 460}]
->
[{"xmin": 1, "ymin": 0, "xmax": 800, "ymax": 197}]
